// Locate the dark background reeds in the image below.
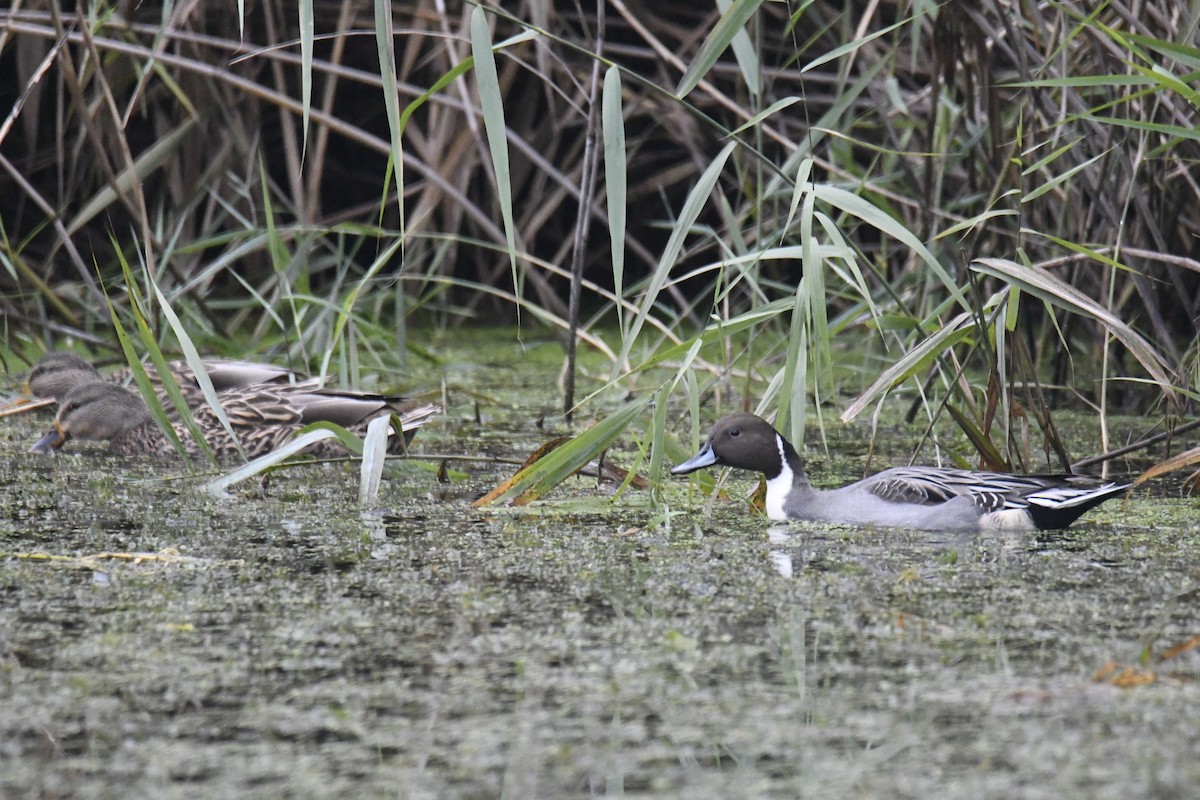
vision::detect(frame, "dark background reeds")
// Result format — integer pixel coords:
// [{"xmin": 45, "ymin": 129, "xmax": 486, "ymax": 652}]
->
[{"xmin": 2, "ymin": 1, "xmax": 1197, "ymax": 465}]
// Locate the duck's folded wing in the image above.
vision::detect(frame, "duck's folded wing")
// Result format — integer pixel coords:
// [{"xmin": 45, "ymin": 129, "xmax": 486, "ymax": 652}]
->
[
  {"xmin": 863, "ymin": 467, "xmax": 1056, "ymax": 509},
  {"xmin": 195, "ymin": 360, "xmax": 301, "ymax": 389}
]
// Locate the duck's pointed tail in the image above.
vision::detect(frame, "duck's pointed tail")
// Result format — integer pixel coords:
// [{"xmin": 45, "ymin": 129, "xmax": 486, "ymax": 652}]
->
[{"xmin": 1026, "ymin": 482, "xmax": 1131, "ymax": 530}]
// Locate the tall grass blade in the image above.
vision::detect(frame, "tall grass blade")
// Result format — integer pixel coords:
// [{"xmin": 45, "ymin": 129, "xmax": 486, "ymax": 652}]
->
[
  {"xmin": 110, "ymin": 253, "xmax": 217, "ymax": 465},
  {"xmin": 801, "ymin": 16, "xmax": 911, "ymax": 73},
  {"xmin": 614, "ymin": 141, "xmax": 736, "ymax": 378},
  {"xmin": 66, "ymin": 119, "xmax": 197, "ymax": 236},
  {"xmin": 299, "ymin": 0, "xmax": 314, "ymax": 156},
  {"xmin": 131, "ymin": 232, "xmax": 246, "ymax": 457},
  {"xmin": 472, "ymin": 399, "xmax": 648, "ymax": 507},
  {"xmin": 775, "ymin": 168, "xmax": 819, "ymax": 448},
  {"xmin": 715, "ymin": 0, "xmax": 763, "ymax": 97},
  {"xmin": 603, "ymin": 66, "xmax": 628, "ymax": 335},
  {"xmin": 373, "ymin": 0, "xmax": 405, "ymax": 228},
  {"xmin": 471, "ymin": 7, "xmax": 519, "ymax": 300},
  {"xmin": 972, "ymin": 257, "xmax": 1177, "ymax": 403},
  {"xmin": 1022, "ymin": 150, "xmax": 1106, "ymax": 204},
  {"xmin": 813, "ymin": 184, "xmax": 968, "ymax": 310},
  {"xmin": 841, "ymin": 311, "xmax": 977, "ymax": 423},
  {"xmin": 649, "ymin": 384, "xmax": 669, "ymax": 483},
  {"xmin": 1134, "ymin": 444, "xmax": 1200, "ymax": 487},
  {"xmin": 205, "ymin": 429, "xmax": 340, "ymax": 494},
  {"xmin": 317, "ymin": 237, "xmax": 404, "ymax": 381},
  {"xmin": 107, "ymin": 298, "xmax": 190, "ymax": 462},
  {"xmin": 677, "ymin": 0, "xmax": 765, "ymax": 98}
]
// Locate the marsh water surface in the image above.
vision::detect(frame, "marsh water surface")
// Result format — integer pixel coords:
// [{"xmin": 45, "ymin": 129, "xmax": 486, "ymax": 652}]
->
[{"xmin": 2, "ymin": 333, "xmax": 1198, "ymax": 798}]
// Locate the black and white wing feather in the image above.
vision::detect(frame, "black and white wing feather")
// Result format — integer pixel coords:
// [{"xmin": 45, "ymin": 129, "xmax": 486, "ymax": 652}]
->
[{"xmin": 863, "ymin": 466, "xmax": 1129, "ymax": 529}]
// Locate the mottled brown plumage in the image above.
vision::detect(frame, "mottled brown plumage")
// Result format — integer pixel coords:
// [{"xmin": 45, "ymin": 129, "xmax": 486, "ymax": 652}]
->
[
  {"xmin": 31, "ymin": 380, "xmax": 439, "ymax": 460},
  {"xmin": 18, "ymin": 351, "xmax": 303, "ymax": 409},
  {"xmin": 5, "ymin": 351, "xmax": 313, "ymax": 425}
]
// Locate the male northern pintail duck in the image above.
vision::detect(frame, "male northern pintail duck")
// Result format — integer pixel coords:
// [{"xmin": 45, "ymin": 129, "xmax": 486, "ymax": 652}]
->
[
  {"xmin": 5, "ymin": 351, "xmax": 304, "ymax": 412},
  {"xmin": 30, "ymin": 380, "xmax": 439, "ymax": 460},
  {"xmin": 672, "ymin": 413, "xmax": 1130, "ymax": 531}
]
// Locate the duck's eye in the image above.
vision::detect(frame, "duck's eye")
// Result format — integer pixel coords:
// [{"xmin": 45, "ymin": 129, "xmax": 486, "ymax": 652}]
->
[{"xmin": 728, "ymin": 428, "xmax": 740, "ymax": 437}]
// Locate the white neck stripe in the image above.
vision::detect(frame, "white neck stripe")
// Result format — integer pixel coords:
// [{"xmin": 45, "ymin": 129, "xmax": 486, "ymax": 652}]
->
[{"xmin": 764, "ymin": 434, "xmax": 792, "ymax": 521}]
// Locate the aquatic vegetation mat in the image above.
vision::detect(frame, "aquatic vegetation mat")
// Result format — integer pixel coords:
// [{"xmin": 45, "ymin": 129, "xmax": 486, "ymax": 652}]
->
[{"xmin": 2, "ymin": 338, "xmax": 1199, "ymax": 798}]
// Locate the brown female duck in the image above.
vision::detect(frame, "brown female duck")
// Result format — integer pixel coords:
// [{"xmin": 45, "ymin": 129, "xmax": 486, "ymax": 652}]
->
[
  {"xmin": 10, "ymin": 351, "xmax": 302, "ymax": 411},
  {"xmin": 31, "ymin": 380, "xmax": 438, "ymax": 460}
]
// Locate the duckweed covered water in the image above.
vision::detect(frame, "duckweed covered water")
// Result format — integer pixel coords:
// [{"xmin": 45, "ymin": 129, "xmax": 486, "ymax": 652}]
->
[{"xmin": 2, "ymin": 332, "xmax": 1199, "ymax": 798}]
